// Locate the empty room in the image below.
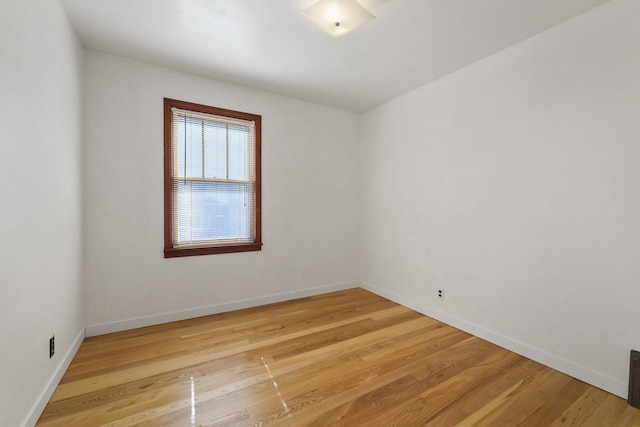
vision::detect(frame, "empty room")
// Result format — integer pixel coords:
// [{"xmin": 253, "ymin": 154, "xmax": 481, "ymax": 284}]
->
[{"xmin": 2, "ymin": 0, "xmax": 640, "ymax": 425}]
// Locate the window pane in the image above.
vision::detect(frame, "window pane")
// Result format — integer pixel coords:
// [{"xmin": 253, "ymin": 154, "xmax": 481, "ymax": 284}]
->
[
  {"xmin": 176, "ymin": 180, "xmax": 251, "ymax": 243},
  {"xmin": 228, "ymin": 125, "xmax": 249, "ymax": 180},
  {"xmin": 203, "ymin": 122, "xmax": 227, "ymax": 179},
  {"xmin": 177, "ymin": 117, "xmax": 203, "ymax": 178}
]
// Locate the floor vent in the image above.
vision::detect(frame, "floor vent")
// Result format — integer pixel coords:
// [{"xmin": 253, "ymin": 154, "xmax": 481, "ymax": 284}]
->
[{"xmin": 629, "ymin": 350, "xmax": 640, "ymax": 409}]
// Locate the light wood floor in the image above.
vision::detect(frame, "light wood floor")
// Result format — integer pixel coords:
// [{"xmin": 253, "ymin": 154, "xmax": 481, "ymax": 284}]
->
[{"xmin": 37, "ymin": 289, "xmax": 640, "ymax": 426}]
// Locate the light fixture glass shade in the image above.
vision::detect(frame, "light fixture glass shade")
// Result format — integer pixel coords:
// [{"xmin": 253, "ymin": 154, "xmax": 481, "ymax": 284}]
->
[{"xmin": 302, "ymin": 0, "xmax": 375, "ymax": 37}]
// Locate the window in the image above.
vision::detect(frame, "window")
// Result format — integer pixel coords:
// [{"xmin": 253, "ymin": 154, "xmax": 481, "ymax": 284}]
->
[{"xmin": 164, "ymin": 98, "xmax": 261, "ymax": 257}]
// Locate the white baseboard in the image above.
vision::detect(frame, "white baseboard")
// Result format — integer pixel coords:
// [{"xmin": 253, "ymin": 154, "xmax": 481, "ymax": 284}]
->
[
  {"xmin": 23, "ymin": 328, "xmax": 85, "ymax": 427},
  {"xmin": 86, "ymin": 281, "xmax": 359, "ymax": 337},
  {"xmin": 360, "ymin": 281, "xmax": 627, "ymax": 399}
]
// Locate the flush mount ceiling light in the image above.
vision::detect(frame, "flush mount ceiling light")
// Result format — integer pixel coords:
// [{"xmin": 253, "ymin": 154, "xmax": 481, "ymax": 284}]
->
[{"xmin": 301, "ymin": 0, "xmax": 375, "ymax": 37}]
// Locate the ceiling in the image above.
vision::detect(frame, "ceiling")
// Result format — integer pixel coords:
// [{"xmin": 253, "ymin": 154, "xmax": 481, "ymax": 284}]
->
[{"xmin": 60, "ymin": 0, "xmax": 611, "ymax": 112}]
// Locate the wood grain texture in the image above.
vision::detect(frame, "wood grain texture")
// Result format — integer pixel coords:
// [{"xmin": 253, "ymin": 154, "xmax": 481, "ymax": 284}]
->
[{"xmin": 36, "ymin": 289, "xmax": 640, "ymax": 426}]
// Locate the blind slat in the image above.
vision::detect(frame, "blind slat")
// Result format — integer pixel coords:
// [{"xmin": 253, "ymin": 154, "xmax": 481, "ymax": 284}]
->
[{"xmin": 172, "ymin": 107, "xmax": 255, "ymax": 129}]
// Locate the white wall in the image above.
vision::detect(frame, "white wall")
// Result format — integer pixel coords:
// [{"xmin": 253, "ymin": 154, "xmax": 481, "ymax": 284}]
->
[
  {"xmin": 82, "ymin": 51, "xmax": 360, "ymax": 334},
  {"xmin": 0, "ymin": 1, "xmax": 84, "ymax": 426},
  {"xmin": 360, "ymin": 0, "xmax": 640, "ymax": 398}
]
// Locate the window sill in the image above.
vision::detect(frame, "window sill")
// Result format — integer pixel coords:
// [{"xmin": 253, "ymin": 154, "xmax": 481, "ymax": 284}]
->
[{"xmin": 164, "ymin": 242, "xmax": 262, "ymax": 258}]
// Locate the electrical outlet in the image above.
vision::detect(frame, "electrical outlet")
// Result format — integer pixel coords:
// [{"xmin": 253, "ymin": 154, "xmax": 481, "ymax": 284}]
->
[
  {"xmin": 437, "ymin": 289, "xmax": 445, "ymax": 301},
  {"xmin": 49, "ymin": 336, "xmax": 55, "ymax": 358}
]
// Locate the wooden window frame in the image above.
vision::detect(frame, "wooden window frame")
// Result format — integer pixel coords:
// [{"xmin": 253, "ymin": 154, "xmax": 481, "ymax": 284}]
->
[{"xmin": 163, "ymin": 98, "xmax": 262, "ymax": 258}]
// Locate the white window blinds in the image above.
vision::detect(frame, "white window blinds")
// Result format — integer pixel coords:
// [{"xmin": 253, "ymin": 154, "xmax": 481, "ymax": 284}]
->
[{"xmin": 170, "ymin": 107, "xmax": 257, "ymax": 248}]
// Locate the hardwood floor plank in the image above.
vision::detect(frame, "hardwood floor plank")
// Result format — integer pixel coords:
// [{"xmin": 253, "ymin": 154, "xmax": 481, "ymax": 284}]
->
[
  {"xmin": 268, "ymin": 338, "xmax": 500, "ymax": 425},
  {"xmin": 51, "ymin": 306, "xmax": 410, "ymax": 402},
  {"xmin": 62, "ymin": 315, "xmax": 425, "ymax": 427},
  {"xmin": 580, "ymin": 393, "xmax": 637, "ymax": 427},
  {"xmin": 423, "ymin": 359, "xmax": 543, "ymax": 426},
  {"xmin": 517, "ymin": 375, "xmax": 591, "ymax": 427},
  {"xmin": 549, "ymin": 387, "xmax": 607, "ymax": 427},
  {"xmin": 65, "ymin": 290, "xmax": 391, "ymax": 378},
  {"xmin": 464, "ymin": 368, "xmax": 573, "ymax": 426},
  {"xmin": 353, "ymin": 346, "xmax": 523, "ymax": 425},
  {"xmin": 613, "ymin": 406, "xmax": 640, "ymax": 427},
  {"xmin": 36, "ymin": 289, "xmax": 640, "ymax": 426}
]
